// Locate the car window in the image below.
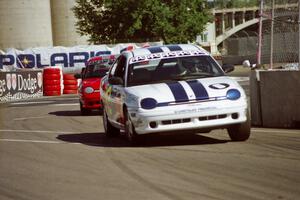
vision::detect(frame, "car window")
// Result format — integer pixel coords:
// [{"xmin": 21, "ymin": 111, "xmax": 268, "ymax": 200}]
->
[
  {"xmin": 115, "ymin": 56, "xmax": 126, "ymax": 79},
  {"xmin": 110, "ymin": 55, "xmax": 126, "ymax": 81},
  {"xmin": 109, "ymin": 58, "xmax": 119, "ymax": 77},
  {"xmin": 128, "ymin": 55, "xmax": 224, "ymax": 86},
  {"xmin": 83, "ymin": 63, "xmax": 109, "ymax": 78}
]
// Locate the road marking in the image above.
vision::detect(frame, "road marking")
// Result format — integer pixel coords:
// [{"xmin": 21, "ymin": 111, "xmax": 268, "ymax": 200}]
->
[
  {"xmin": 9, "ymin": 102, "xmax": 79, "ymax": 107},
  {"xmin": 251, "ymin": 128, "xmax": 300, "ymax": 134},
  {"xmin": 0, "ymin": 129, "xmax": 81, "ymax": 134},
  {"xmin": 0, "ymin": 138, "xmax": 81, "ymax": 144},
  {"xmin": 10, "ymin": 101, "xmax": 55, "ymax": 105},
  {"xmin": 11, "ymin": 101, "xmax": 79, "ymax": 106},
  {"xmin": 13, "ymin": 116, "xmax": 49, "ymax": 121},
  {"xmin": 51, "ymin": 103, "xmax": 79, "ymax": 106},
  {"xmin": 55, "ymin": 97, "xmax": 79, "ymax": 100}
]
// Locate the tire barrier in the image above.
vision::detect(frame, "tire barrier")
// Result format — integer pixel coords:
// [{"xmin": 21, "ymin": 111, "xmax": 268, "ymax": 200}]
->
[
  {"xmin": 43, "ymin": 73, "xmax": 61, "ymax": 80},
  {"xmin": 63, "ymin": 89, "xmax": 78, "ymax": 94},
  {"xmin": 43, "ymin": 79, "xmax": 61, "ymax": 86},
  {"xmin": 62, "ymin": 79, "xmax": 77, "ymax": 85},
  {"xmin": 63, "ymin": 84, "xmax": 77, "ymax": 90},
  {"xmin": 63, "ymin": 73, "xmax": 78, "ymax": 94},
  {"xmin": 43, "ymin": 85, "xmax": 61, "ymax": 91},
  {"xmin": 43, "ymin": 90, "xmax": 61, "ymax": 96},
  {"xmin": 43, "ymin": 67, "xmax": 62, "ymax": 96}
]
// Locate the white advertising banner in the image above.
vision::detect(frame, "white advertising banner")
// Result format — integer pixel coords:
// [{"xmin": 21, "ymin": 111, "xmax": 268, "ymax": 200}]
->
[{"xmin": 0, "ymin": 43, "xmax": 162, "ymax": 73}]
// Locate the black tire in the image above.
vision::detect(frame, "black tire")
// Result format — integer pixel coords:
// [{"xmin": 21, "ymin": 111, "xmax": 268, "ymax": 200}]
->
[
  {"xmin": 124, "ymin": 108, "xmax": 140, "ymax": 145},
  {"xmin": 80, "ymin": 102, "xmax": 91, "ymax": 115},
  {"xmin": 103, "ymin": 108, "xmax": 120, "ymax": 137},
  {"xmin": 227, "ymin": 111, "xmax": 251, "ymax": 141}
]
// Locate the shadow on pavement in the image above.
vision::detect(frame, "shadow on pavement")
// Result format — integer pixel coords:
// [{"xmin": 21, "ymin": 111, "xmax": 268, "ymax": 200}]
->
[
  {"xmin": 57, "ymin": 132, "xmax": 228, "ymax": 147},
  {"xmin": 49, "ymin": 110, "xmax": 102, "ymax": 117}
]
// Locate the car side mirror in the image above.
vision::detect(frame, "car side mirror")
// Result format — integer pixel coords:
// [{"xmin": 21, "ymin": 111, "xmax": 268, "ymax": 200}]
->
[
  {"xmin": 74, "ymin": 73, "xmax": 82, "ymax": 79},
  {"xmin": 222, "ymin": 64, "xmax": 235, "ymax": 73},
  {"xmin": 108, "ymin": 77, "xmax": 123, "ymax": 85}
]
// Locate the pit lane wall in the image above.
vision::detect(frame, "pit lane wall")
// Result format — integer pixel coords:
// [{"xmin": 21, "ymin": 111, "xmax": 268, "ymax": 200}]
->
[
  {"xmin": 0, "ymin": 70, "xmax": 43, "ymax": 102},
  {"xmin": 250, "ymin": 70, "xmax": 300, "ymax": 128}
]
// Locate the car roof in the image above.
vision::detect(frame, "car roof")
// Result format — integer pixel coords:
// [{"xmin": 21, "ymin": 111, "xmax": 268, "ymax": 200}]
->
[
  {"xmin": 87, "ymin": 55, "xmax": 116, "ymax": 63},
  {"xmin": 129, "ymin": 44, "xmax": 209, "ymax": 57}
]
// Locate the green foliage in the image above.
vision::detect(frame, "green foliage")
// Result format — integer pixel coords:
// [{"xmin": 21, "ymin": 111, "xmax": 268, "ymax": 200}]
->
[{"xmin": 73, "ymin": 0, "xmax": 212, "ymax": 44}]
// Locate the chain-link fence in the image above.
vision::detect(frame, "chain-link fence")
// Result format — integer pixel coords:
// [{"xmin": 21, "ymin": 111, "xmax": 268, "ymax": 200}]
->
[
  {"xmin": 217, "ymin": 1, "xmax": 260, "ymax": 65},
  {"xmin": 224, "ymin": 34, "xmax": 258, "ymax": 65},
  {"xmin": 217, "ymin": 0, "xmax": 299, "ymax": 66},
  {"xmin": 259, "ymin": 0, "xmax": 299, "ymax": 67}
]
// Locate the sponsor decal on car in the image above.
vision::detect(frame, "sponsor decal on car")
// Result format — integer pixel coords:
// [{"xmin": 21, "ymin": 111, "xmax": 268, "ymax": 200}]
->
[
  {"xmin": 174, "ymin": 106, "xmax": 217, "ymax": 114},
  {"xmin": 209, "ymin": 83, "xmax": 230, "ymax": 90},
  {"xmin": 130, "ymin": 50, "xmax": 208, "ymax": 63}
]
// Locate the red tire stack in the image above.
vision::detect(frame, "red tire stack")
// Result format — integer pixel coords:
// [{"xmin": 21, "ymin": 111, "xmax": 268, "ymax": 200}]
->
[
  {"xmin": 43, "ymin": 67, "xmax": 62, "ymax": 96},
  {"xmin": 63, "ymin": 74, "xmax": 78, "ymax": 94}
]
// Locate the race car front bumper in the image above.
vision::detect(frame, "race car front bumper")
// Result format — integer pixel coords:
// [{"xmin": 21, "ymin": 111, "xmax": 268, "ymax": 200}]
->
[{"xmin": 128, "ymin": 99, "xmax": 248, "ymax": 135}]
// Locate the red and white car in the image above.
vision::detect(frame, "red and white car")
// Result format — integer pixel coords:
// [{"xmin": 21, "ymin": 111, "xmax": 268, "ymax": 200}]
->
[{"xmin": 77, "ymin": 55, "xmax": 116, "ymax": 115}]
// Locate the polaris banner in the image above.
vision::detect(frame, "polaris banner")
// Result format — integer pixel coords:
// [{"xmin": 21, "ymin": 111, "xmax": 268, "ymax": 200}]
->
[
  {"xmin": 0, "ymin": 70, "xmax": 43, "ymax": 102},
  {"xmin": 0, "ymin": 43, "xmax": 162, "ymax": 73}
]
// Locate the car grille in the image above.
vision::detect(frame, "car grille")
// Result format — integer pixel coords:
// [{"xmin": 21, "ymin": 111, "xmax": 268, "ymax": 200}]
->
[
  {"xmin": 149, "ymin": 113, "xmax": 238, "ymax": 129},
  {"xmin": 162, "ymin": 118, "xmax": 191, "ymax": 125},
  {"xmin": 199, "ymin": 114, "xmax": 227, "ymax": 121}
]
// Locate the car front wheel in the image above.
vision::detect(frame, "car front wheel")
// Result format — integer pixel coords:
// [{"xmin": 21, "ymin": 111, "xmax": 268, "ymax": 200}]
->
[
  {"xmin": 80, "ymin": 102, "xmax": 91, "ymax": 115},
  {"xmin": 103, "ymin": 108, "xmax": 120, "ymax": 137},
  {"xmin": 227, "ymin": 111, "xmax": 251, "ymax": 141},
  {"xmin": 124, "ymin": 108, "xmax": 140, "ymax": 145}
]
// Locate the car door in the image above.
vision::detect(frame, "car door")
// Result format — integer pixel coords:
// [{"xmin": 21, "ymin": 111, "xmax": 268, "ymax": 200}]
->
[{"xmin": 105, "ymin": 55, "xmax": 127, "ymax": 127}]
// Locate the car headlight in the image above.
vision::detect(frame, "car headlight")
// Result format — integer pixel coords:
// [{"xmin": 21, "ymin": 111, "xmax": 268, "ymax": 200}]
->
[
  {"xmin": 140, "ymin": 98, "xmax": 157, "ymax": 109},
  {"xmin": 226, "ymin": 89, "xmax": 241, "ymax": 100},
  {"xmin": 84, "ymin": 87, "xmax": 94, "ymax": 94}
]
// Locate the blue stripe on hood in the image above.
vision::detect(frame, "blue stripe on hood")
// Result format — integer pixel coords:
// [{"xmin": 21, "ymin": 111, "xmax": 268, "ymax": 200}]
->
[
  {"xmin": 166, "ymin": 82, "xmax": 189, "ymax": 103},
  {"xmin": 186, "ymin": 80, "xmax": 209, "ymax": 100}
]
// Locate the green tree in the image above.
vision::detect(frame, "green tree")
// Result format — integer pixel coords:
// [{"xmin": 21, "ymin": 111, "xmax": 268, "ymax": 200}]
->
[
  {"xmin": 73, "ymin": 0, "xmax": 212, "ymax": 44},
  {"xmin": 212, "ymin": 0, "xmax": 258, "ymax": 9}
]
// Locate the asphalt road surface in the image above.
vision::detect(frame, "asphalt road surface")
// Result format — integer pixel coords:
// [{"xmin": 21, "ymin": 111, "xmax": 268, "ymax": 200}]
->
[{"xmin": 0, "ymin": 82, "xmax": 299, "ymax": 200}]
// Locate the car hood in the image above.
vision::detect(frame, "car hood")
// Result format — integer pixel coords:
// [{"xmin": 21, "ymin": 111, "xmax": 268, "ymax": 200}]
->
[
  {"xmin": 82, "ymin": 78, "xmax": 100, "ymax": 88},
  {"xmin": 125, "ymin": 76, "xmax": 245, "ymax": 103}
]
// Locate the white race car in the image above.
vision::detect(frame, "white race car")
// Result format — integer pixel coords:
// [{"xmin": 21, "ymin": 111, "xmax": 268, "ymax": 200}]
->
[{"xmin": 100, "ymin": 44, "xmax": 250, "ymax": 144}]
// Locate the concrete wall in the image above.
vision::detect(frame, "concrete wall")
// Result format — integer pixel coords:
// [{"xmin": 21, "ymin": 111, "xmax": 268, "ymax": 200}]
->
[
  {"xmin": 250, "ymin": 70, "xmax": 300, "ymax": 128},
  {"xmin": 250, "ymin": 71, "xmax": 262, "ymax": 126},
  {"xmin": 50, "ymin": 0, "xmax": 88, "ymax": 46},
  {"xmin": 0, "ymin": 0, "xmax": 88, "ymax": 50},
  {"xmin": 0, "ymin": 0, "xmax": 53, "ymax": 49}
]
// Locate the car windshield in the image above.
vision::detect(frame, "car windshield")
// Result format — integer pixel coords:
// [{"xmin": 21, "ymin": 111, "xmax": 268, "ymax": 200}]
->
[
  {"xmin": 84, "ymin": 63, "xmax": 109, "ymax": 78},
  {"xmin": 127, "ymin": 55, "xmax": 224, "ymax": 86}
]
